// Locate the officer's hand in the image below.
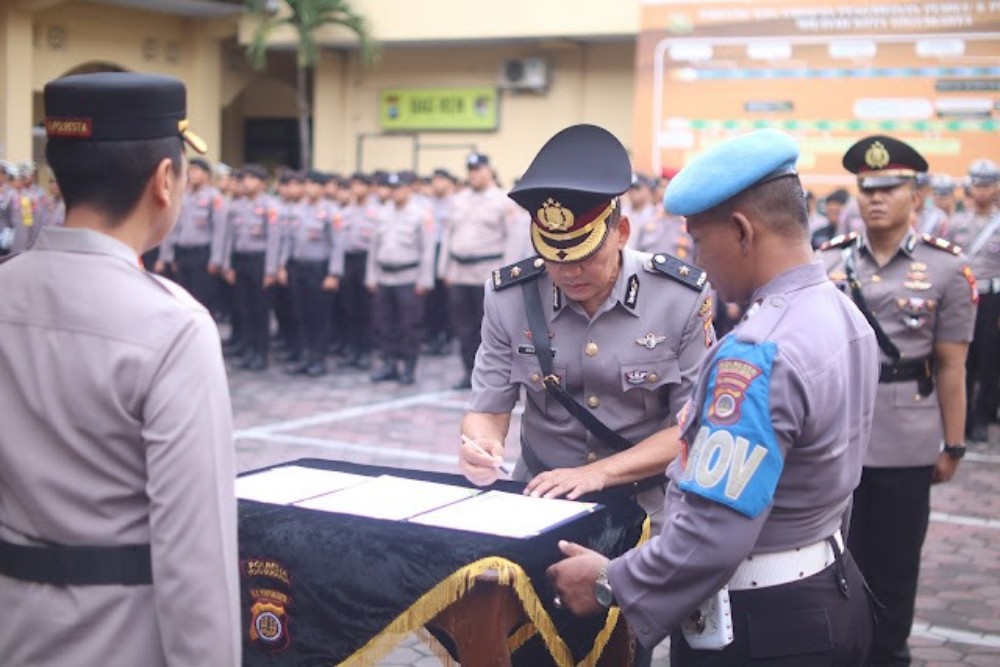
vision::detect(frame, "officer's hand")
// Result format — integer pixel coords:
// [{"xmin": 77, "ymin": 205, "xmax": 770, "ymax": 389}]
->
[
  {"xmin": 322, "ymin": 275, "xmax": 340, "ymax": 291},
  {"xmin": 367, "ymin": 285, "xmax": 377, "ymax": 295},
  {"xmin": 932, "ymin": 452, "xmax": 959, "ymax": 485},
  {"xmin": 459, "ymin": 437, "xmax": 505, "ymax": 486},
  {"xmin": 263, "ymin": 274, "xmax": 276, "ymax": 288},
  {"xmin": 526, "ymin": 465, "xmax": 607, "ymax": 500},
  {"xmin": 277, "ymin": 268, "xmax": 288, "ymax": 286},
  {"xmin": 223, "ymin": 269, "xmax": 236, "ymax": 285},
  {"xmin": 207, "ymin": 262, "xmax": 219, "ymax": 275},
  {"xmin": 546, "ymin": 540, "xmax": 606, "ymax": 617},
  {"xmin": 415, "ymin": 286, "xmax": 428, "ymax": 297}
]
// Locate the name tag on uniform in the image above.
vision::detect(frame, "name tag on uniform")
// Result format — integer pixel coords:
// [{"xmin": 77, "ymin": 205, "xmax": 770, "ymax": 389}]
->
[{"xmin": 517, "ymin": 344, "xmax": 556, "ymax": 357}]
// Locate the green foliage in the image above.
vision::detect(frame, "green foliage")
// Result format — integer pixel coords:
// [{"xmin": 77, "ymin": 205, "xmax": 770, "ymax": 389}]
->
[{"xmin": 245, "ymin": 0, "xmax": 379, "ymax": 71}]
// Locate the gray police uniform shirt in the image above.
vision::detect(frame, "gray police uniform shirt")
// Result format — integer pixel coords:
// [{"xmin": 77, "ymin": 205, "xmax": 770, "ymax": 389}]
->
[
  {"xmin": 159, "ymin": 185, "xmax": 224, "ymax": 262},
  {"xmin": 0, "ymin": 227, "xmax": 240, "ymax": 666},
  {"xmin": 340, "ymin": 194, "xmax": 380, "ymax": 254},
  {"xmin": 820, "ymin": 230, "xmax": 977, "ymax": 467},
  {"xmin": 1, "ymin": 189, "xmax": 42, "ymax": 253},
  {"xmin": 438, "ymin": 185, "xmax": 518, "ymax": 285},
  {"xmin": 210, "ymin": 192, "xmax": 236, "ymax": 267},
  {"xmin": 365, "ymin": 197, "xmax": 437, "ymax": 290},
  {"xmin": 624, "ymin": 203, "xmax": 660, "ymax": 252},
  {"xmin": 470, "ymin": 247, "xmax": 715, "ymax": 516},
  {"xmin": 221, "ymin": 194, "xmax": 281, "ymax": 270},
  {"xmin": 607, "ymin": 261, "xmax": 878, "ymax": 648},
  {"xmin": 280, "ymin": 198, "xmax": 340, "ymax": 275},
  {"xmin": 948, "ymin": 207, "xmax": 1000, "ymax": 282},
  {"xmin": 631, "ymin": 213, "xmax": 694, "ymax": 261}
]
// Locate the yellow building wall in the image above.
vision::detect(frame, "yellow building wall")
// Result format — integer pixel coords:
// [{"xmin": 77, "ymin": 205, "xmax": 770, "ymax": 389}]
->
[{"xmin": 313, "ymin": 40, "xmax": 636, "ymax": 180}]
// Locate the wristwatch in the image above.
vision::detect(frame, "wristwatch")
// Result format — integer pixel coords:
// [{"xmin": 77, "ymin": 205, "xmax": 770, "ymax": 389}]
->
[
  {"xmin": 943, "ymin": 443, "xmax": 966, "ymax": 460},
  {"xmin": 595, "ymin": 562, "xmax": 616, "ymax": 608}
]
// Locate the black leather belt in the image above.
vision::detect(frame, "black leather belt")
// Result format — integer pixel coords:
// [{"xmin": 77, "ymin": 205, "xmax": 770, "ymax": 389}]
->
[
  {"xmin": 0, "ymin": 538, "xmax": 152, "ymax": 586},
  {"xmin": 378, "ymin": 261, "xmax": 419, "ymax": 272},
  {"xmin": 449, "ymin": 252, "xmax": 502, "ymax": 265},
  {"xmin": 879, "ymin": 356, "xmax": 934, "ymax": 397}
]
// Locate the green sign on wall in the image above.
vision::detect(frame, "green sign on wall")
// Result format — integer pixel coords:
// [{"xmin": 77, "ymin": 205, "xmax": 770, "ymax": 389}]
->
[{"xmin": 379, "ymin": 87, "xmax": 499, "ymax": 132}]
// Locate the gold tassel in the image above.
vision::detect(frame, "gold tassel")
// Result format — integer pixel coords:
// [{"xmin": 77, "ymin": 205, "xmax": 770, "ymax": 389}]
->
[{"xmin": 507, "ymin": 622, "xmax": 538, "ymax": 653}]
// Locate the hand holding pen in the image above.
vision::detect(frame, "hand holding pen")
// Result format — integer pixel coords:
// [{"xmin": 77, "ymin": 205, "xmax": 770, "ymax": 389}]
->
[{"xmin": 459, "ymin": 434, "xmax": 512, "ymax": 486}]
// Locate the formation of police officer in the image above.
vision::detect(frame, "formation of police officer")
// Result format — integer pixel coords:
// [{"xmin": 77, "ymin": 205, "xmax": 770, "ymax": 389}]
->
[
  {"xmin": 0, "ymin": 71, "xmax": 239, "ymax": 665},
  {"xmin": 0, "ymin": 161, "xmax": 64, "ymax": 255},
  {"xmin": 544, "ymin": 127, "xmax": 879, "ymax": 665}
]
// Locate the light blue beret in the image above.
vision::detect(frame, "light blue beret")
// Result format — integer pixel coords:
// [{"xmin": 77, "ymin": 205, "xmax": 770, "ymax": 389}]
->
[{"xmin": 664, "ymin": 129, "xmax": 800, "ymax": 216}]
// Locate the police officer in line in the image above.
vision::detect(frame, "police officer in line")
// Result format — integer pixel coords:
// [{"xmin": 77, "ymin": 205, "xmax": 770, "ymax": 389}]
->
[
  {"xmin": 913, "ymin": 172, "xmax": 949, "ymax": 237},
  {"xmin": 156, "ymin": 156, "xmax": 225, "ymax": 310},
  {"xmin": 931, "ymin": 174, "xmax": 958, "ymax": 218},
  {"xmin": 216, "ymin": 167, "xmax": 245, "ymax": 354},
  {"xmin": 0, "ymin": 163, "xmax": 43, "ymax": 254},
  {"xmin": 269, "ymin": 170, "xmax": 304, "ymax": 358},
  {"xmin": 366, "ymin": 171, "xmax": 437, "ymax": 385},
  {"xmin": 275, "ymin": 169, "xmax": 341, "ymax": 377},
  {"xmin": 820, "ymin": 136, "xmax": 977, "ymax": 665},
  {"xmin": 622, "ymin": 173, "xmax": 659, "ymax": 249},
  {"xmin": 336, "ymin": 172, "xmax": 379, "ymax": 370},
  {"xmin": 0, "ymin": 72, "xmax": 239, "ymax": 665},
  {"xmin": 424, "ymin": 168, "xmax": 457, "ymax": 355},
  {"xmin": 546, "ymin": 129, "xmax": 878, "ymax": 665},
  {"xmin": 458, "ymin": 124, "xmax": 714, "ymax": 535},
  {"xmin": 221, "ymin": 163, "xmax": 280, "ymax": 371},
  {"xmin": 946, "ymin": 159, "xmax": 1000, "ymax": 443},
  {"xmin": 439, "ymin": 152, "xmax": 520, "ymax": 390}
]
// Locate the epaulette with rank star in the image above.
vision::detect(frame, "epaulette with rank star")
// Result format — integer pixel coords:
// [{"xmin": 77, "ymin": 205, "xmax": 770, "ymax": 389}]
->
[
  {"xmin": 920, "ymin": 233, "xmax": 961, "ymax": 255},
  {"xmin": 649, "ymin": 253, "xmax": 707, "ymax": 292},
  {"xmin": 492, "ymin": 256, "xmax": 547, "ymax": 291},
  {"xmin": 819, "ymin": 231, "xmax": 859, "ymax": 251}
]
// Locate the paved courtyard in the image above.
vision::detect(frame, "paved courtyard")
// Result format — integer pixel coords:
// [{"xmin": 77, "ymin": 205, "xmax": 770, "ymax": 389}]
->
[{"xmin": 231, "ymin": 346, "xmax": 1000, "ymax": 666}]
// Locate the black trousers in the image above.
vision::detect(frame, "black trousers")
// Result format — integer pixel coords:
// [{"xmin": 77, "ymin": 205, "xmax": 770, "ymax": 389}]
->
[
  {"xmin": 448, "ymin": 284, "xmax": 485, "ymax": 374},
  {"xmin": 424, "ymin": 244, "xmax": 451, "ymax": 342},
  {"xmin": 341, "ymin": 251, "xmax": 372, "ymax": 355},
  {"xmin": 289, "ymin": 259, "xmax": 332, "ymax": 363},
  {"xmin": 233, "ymin": 252, "xmax": 270, "ymax": 358},
  {"xmin": 373, "ymin": 283, "xmax": 424, "ymax": 361},
  {"xmin": 670, "ymin": 551, "xmax": 874, "ymax": 665},
  {"xmin": 849, "ymin": 465, "xmax": 934, "ymax": 666},
  {"xmin": 967, "ymin": 291, "xmax": 1000, "ymax": 428},
  {"xmin": 173, "ymin": 244, "xmax": 213, "ymax": 310}
]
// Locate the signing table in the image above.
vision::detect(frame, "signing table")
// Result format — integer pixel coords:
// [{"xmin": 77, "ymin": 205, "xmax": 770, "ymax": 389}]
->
[{"xmin": 237, "ymin": 459, "xmax": 647, "ymax": 666}]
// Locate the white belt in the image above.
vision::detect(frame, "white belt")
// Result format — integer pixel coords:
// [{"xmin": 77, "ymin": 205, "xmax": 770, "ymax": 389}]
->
[
  {"xmin": 728, "ymin": 531, "xmax": 843, "ymax": 591},
  {"xmin": 976, "ymin": 278, "xmax": 1000, "ymax": 295}
]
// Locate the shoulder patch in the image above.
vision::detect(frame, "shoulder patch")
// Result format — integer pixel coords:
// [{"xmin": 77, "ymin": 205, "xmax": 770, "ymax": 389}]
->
[
  {"xmin": 920, "ymin": 233, "xmax": 962, "ymax": 255},
  {"xmin": 679, "ymin": 337, "xmax": 783, "ymax": 518},
  {"xmin": 492, "ymin": 256, "xmax": 546, "ymax": 291},
  {"xmin": 819, "ymin": 231, "xmax": 859, "ymax": 251},
  {"xmin": 648, "ymin": 252, "xmax": 707, "ymax": 291}
]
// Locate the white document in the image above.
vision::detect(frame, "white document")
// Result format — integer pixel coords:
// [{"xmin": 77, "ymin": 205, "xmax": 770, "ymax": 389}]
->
[
  {"xmin": 236, "ymin": 466, "xmax": 371, "ymax": 505},
  {"xmin": 409, "ymin": 490, "xmax": 599, "ymax": 538},
  {"xmin": 294, "ymin": 475, "xmax": 481, "ymax": 521}
]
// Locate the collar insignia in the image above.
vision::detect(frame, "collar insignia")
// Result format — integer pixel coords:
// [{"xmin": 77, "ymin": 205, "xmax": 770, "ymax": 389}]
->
[{"xmin": 625, "ymin": 274, "xmax": 639, "ymax": 308}]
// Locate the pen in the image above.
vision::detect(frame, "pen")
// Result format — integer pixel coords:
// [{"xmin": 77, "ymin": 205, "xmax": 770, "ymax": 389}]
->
[{"xmin": 461, "ymin": 434, "xmax": 513, "ymax": 475}]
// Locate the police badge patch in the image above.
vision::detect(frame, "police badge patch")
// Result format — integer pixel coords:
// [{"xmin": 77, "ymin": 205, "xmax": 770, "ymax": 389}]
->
[{"xmin": 243, "ymin": 558, "xmax": 293, "ymax": 653}]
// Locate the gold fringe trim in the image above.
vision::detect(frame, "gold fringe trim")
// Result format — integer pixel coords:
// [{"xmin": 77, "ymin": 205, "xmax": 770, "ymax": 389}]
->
[
  {"xmin": 340, "ymin": 516, "xmax": 653, "ymax": 667},
  {"xmin": 507, "ymin": 622, "xmax": 538, "ymax": 653},
  {"xmin": 339, "ymin": 556, "xmax": 574, "ymax": 667}
]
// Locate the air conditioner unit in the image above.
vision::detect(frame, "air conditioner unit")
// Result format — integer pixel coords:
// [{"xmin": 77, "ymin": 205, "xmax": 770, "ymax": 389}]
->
[{"xmin": 499, "ymin": 58, "xmax": 550, "ymax": 91}]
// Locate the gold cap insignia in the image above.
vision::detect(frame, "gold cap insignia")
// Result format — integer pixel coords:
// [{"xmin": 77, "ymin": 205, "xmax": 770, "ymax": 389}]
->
[
  {"xmin": 864, "ymin": 141, "xmax": 890, "ymax": 170},
  {"xmin": 536, "ymin": 198, "xmax": 574, "ymax": 232}
]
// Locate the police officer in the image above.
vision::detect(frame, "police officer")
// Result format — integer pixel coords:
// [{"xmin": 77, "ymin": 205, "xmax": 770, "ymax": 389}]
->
[
  {"xmin": 270, "ymin": 170, "xmax": 304, "ymax": 359},
  {"xmin": 0, "ymin": 71, "xmax": 239, "ymax": 666},
  {"xmin": 931, "ymin": 174, "xmax": 957, "ymax": 218},
  {"xmin": 439, "ymin": 152, "xmax": 518, "ymax": 389},
  {"xmin": 221, "ymin": 164, "xmax": 280, "ymax": 371},
  {"xmin": 946, "ymin": 159, "xmax": 1000, "ymax": 442},
  {"xmin": 623, "ymin": 173, "xmax": 659, "ymax": 250},
  {"xmin": 366, "ymin": 172, "xmax": 437, "ymax": 385},
  {"xmin": 547, "ymin": 129, "xmax": 878, "ymax": 666},
  {"xmin": 278, "ymin": 169, "xmax": 341, "ymax": 377},
  {"xmin": 458, "ymin": 124, "xmax": 714, "ymax": 532},
  {"xmin": 156, "ymin": 156, "xmax": 225, "ymax": 310},
  {"xmin": 424, "ymin": 168, "xmax": 457, "ymax": 355},
  {"xmin": 336, "ymin": 172, "xmax": 379, "ymax": 370},
  {"xmin": 914, "ymin": 172, "xmax": 949, "ymax": 237},
  {"xmin": 820, "ymin": 135, "xmax": 977, "ymax": 665}
]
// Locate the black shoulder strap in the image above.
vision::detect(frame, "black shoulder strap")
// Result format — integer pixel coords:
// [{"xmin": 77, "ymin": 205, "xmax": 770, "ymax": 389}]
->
[
  {"xmin": 521, "ymin": 280, "xmax": 633, "ymax": 453},
  {"xmin": 842, "ymin": 246, "xmax": 901, "ymax": 363}
]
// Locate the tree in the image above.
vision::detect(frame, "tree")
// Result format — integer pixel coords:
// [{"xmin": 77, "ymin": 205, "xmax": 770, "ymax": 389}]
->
[{"xmin": 246, "ymin": 0, "xmax": 378, "ymax": 169}]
